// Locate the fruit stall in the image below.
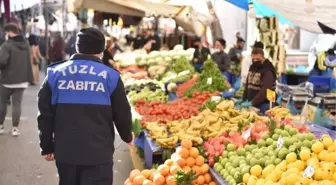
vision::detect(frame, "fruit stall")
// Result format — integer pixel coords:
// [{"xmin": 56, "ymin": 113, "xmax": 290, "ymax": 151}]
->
[{"xmin": 117, "ymin": 45, "xmax": 336, "ymax": 185}]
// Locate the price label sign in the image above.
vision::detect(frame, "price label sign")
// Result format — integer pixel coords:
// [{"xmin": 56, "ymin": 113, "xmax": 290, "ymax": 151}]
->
[
  {"xmin": 207, "ymin": 78, "xmax": 213, "ymax": 85},
  {"xmin": 178, "ymin": 70, "xmax": 190, "ymax": 76},
  {"xmin": 303, "ymin": 165, "xmax": 314, "ymax": 178},
  {"xmin": 211, "ymin": 96, "xmax": 221, "ymax": 103},
  {"xmin": 267, "ymin": 89, "xmax": 276, "ymax": 102},
  {"xmin": 242, "ymin": 127, "xmax": 251, "ymax": 140},
  {"xmin": 277, "ymin": 136, "xmax": 283, "ymax": 149}
]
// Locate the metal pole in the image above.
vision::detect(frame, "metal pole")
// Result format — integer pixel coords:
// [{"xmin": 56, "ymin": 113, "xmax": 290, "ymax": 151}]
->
[
  {"xmin": 44, "ymin": 0, "xmax": 49, "ymax": 70},
  {"xmin": 62, "ymin": 0, "xmax": 66, "ymax": 37}
]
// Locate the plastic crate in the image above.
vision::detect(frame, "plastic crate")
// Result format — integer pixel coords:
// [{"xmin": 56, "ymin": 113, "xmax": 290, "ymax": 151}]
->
[{"xmin": 308, "ymin": 76, "xmax": 332, "ymax": 94}]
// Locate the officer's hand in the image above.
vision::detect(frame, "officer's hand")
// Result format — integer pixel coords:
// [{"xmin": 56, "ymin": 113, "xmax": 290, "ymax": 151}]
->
[
  {"xmin": 235, "ymin": 99, "xmax": 244, "ymax": 105},
  {"xmin": 241, "ymin": 101, "xmax": 253, "ymax": 108},
  {"xmin": 128, "ymin": 132, "xmax": 135, "ymax": 146},
  {"xmin": 43, "ymin": 153, "xmax": 54, "ymax": 161}
]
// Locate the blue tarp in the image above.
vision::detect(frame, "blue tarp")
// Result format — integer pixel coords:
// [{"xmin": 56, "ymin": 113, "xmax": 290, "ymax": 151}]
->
[{"xmin": 224, "ymin": 0, "xmax": 294, "ymax": 26}]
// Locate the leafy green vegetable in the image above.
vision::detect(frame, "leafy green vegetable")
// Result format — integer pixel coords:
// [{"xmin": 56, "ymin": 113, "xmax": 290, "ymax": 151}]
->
[
  {"xmin": 174, "ymin": 170, "xmax": 198, "ymax": 185},
  {"xmin": 200, "ymin": 98, "xmax": 224, "ymax": 112},
  {"xmin": 184, "ymin": 58, "xmax": 230, "ymax": 96},
  {"xmin": 128, "ymin": 87, "xmax": 167, "ymax": 105}
]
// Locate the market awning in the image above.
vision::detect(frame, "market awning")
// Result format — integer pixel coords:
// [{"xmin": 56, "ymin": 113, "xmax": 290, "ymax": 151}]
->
[
  {"xmin": 257, "ymin": 0, "xmax": 336, "ymax": 33},
  {"xmin": 67, "ymin": 0, "xmax": 145, "ymax": 17}
]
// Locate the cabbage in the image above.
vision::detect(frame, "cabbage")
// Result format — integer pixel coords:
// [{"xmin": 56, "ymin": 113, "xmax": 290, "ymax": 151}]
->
[
  {"xmin": 174, "ymin": 45, "xmax": 184, "ymax": 51},
  {"xmin": 149, "ymin": 51, "xmax": 160, "ymax": 58},
  {"xmin": 155, "ymin": 57, "xmax": 164, "ymax": 63},
  {"xmin": 178, "ymin": 50, "xmax": 187, "ymax": 56},
  {"xmin": 186, "ymin": 48, "xmax": 195, "ymax": 54},
  {"xmin": 164, "ymin": 57, "xmax": 172, "ymax": 62},
  {"xmin": 160, "ymin": 51, "xmax": 169, "ymax": 57}
]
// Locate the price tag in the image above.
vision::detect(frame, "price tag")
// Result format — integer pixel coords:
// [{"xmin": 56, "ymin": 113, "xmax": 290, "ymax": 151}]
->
[
  {"xmin": 242, "ymin": 127, "xmax": 251, "ymax": 140},
  {"xmin": 207, "ymin": 78, "xmax": 213, "ymax": 85},
  {"xmin": 277, "ymin": 136, "xmax": 283, "ymax": 149},
  {"xmin": 267, "ymin": 89, "xmax": 276, "ymax": 102},
  {"xmin": 211, "ymin": 96, "xmax": 221, "ymax": 103},
  {"xmin": 303, "ymin": 165, "xmax": 314, "ymax": 178},
  {"xmin": 178, "ymin": 70, "xmax": 190, "ymax": 76}
]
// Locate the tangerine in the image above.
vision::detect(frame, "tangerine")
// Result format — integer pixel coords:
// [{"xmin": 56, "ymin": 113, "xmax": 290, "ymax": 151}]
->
[
  {"xmin": 141, "ymin": 169, "xmax": 151, "ymax": 179},
  {"xmin": 157, "ymin": 165, "xmax": 170, "ymax": 177},
  {"xmin": 186, "ymin": 157, "xmax": 196, "ymax": 167},
  {"xmin": 200, "ymin": 164, "xmax": 209, "ymax": 174},
  {"xmin": 170, "ymin": 165, "xmax": 181, "ymax": 175},
  {"xmin": 192, "ymin": 165, "xmax": 202, "ymax": 175},
  {"xmin": 130, "ymin": 169, "xmax": 141, "ymax": 181},
  {"xmin": 133, "ymin": 175, "xmax": 145, "ymax": 185},
  {"xmin": 153, "ymin": 173, "xmax": 165, "ymax": 185},
  {"xmin": 195, "ymin": 156, "xmax": 205, "ymax": 166},
  {"xmin": 204, "ymin": 173, "xmax": 212, "ymax": 183},
  {"xmin": 166, "ymin": 176, "xmax": 177, "ymax": 185},
  {"xmin": 181, "ymin": 140, "xmax": 193, "ymax": 149},
  {"xmin": 189, "ymin": 147, "xmax": 199, "ymax": 158},
  {"xmin": 142, "ymin": 179, "xmax": 153, "ymax": 185},
  {"xmin": 177, "ymin": 146, "xmax": 189, "ymax": 158},
  {"xmin": 197, "ymin": 175, "xmax": 205, "ymax": 184},
  {"xmin": 165, "ymin": 159, "xmax": 174, "ymax": 166}
]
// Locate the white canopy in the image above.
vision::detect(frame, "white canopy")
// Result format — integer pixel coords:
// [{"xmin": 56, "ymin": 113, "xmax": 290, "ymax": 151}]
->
[{"xmin": 257, "ymin": 0, "xmax": 336, "ymax": 33}]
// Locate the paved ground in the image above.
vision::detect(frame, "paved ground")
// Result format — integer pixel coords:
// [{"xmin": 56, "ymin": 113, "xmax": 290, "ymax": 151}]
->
[{"xmin": 0, "ymin": 77, "xmax": 133, "ymax": 185}]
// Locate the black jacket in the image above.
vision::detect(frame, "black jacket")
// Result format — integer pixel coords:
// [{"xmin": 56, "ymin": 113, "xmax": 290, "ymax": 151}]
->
[
  {"xmin": 243, "ymin": 59, "xmax": 276, "ymax": 106},
  {"xmin": 212, "ymin": 51, "xmax": 231, "ymax": 72},
  {"xmin": 37, "ymin": 54, "xmax": 132, "ymax": 165},
  {"xmin": 193, "ymin": 47, "xmax": 211, "ymax": 64},
  {"xmin": 0, "ymin": 35, "xmax": 33, "ymax": 84}
]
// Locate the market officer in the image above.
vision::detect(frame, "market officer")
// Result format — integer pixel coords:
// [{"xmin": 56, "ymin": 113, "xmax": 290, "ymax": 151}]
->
[
  {"xmin": 238, "ymin": 48, "xmax": 276, "ymax": 113},
  {"xmin": 37, "ymin": 27, "xmax": 133, "ymax": 185}
]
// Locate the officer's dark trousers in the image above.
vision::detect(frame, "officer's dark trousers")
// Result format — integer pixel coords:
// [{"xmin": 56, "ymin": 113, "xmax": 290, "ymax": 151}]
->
[{"xmin": 56, "ymin": 162, "xmax": 113, "ymax": 185}]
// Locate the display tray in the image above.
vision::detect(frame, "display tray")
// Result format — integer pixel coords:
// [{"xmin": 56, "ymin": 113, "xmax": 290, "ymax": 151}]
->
[{"xmin": 209, "ymin": 168, "xmax": 228, "ymax": 185}]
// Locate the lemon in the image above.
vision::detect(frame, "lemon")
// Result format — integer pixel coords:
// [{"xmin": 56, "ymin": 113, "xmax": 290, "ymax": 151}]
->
[
  {"xmin": 273, "ymin": 167, "xmax": 283, "ymax": 181},
  {"xmin": 277, "ymin": 160, "xmax": 287, "ymax": 171},
  {"xmin": 285, "ymin": 174, "xmax": 300, "ymax": 185},
  {"xmin": 300, "ymin": 150, "xmax": 311, "ymax": 161},
  {"xmin": 306, "ymin": 157, "xmax": 319, "ymax": 168},
  {"xmin": 265, "ymin": 173, "xmax": 277, "ymax": 182},
  {"xmin": 298, "ymin": 177, "xmax": 312, "ymax": 185},
  {"xmin": 278, "ymin": 178, "xmax": 286, "ymax": 185},
  {"xmin": 255, "ymin": 178, "xmax": 265, "ymax": 185},
  {"xmin": 262, "ymin": 165, "xmax": 275, "ymax": 178},
  {"xmin": 322, "ymin": 136, "xmax": 333, "ymax": 149},
  {"xmin": 286, "ymin": 152, "xmax": 297, "ymax": 163},
  {"xmin": 318, "ymin": 150, "xmax": 328, "ymax": 161},
  {"xmin": 295, "ymin": 160, "xmax": 306, "ymax": 171},
  {"xmin": 247, "ymin": 175, "xmax": 258, "ymax": 185},
  {"xmin": 243, "ymin": 173, "xmax": 250, "ymax": 184},
  {"xmin": 312, "ymin": 141, "xmax": 324, "ymax": 154},
  {"xmin": 333, "ymin": 172, "xmax": 336, "ymax": 181},
  {"xmin": 327, "ymin": 152, "xmax": 336, "ymax": 162},
  {"xmin": 328, "ymin": 143, "xmax": 336, "ymax": 152},
  {"xmin": 322, "ymin": 169, "xmax": 333, "ymax": 180},
  {"xmin": 250, "ymin": 165, "xmax": 263, "ymax": 177},
  {"xmin": 313, "ymin": 168, "xmax": 323, "ymax": 180}
]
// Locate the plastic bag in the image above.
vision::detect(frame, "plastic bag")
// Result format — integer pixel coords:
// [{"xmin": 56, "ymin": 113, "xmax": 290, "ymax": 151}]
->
[{"xmin": 276, "ymin": 81, "xmax": 314, "ymax": 98}]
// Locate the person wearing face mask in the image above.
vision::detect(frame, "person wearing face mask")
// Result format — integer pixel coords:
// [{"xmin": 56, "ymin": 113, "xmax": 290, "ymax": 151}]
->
[
  {"xmin": 192, "ymin": 37, "xmax": 211, "ymax": 72},
  {"xmin": 37, "ymin": 27, "xmax": 134, "ymax": 185},
  {"xmin": 237, "ymin": 48, "xmax": 276, "ymax": 113},
  {"xmin": 211, "ymin": 39, "xmax": 231, "ymax": 79},
  {"xmin": 228, "ymin": 38, "xmax": 245, "ymax": 64}
]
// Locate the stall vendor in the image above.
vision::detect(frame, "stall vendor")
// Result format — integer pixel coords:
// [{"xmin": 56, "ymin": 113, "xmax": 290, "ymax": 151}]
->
[
  {"xmin": 212, "ymin": 39, "xmax": 231, "ymax": 79},
  {"xmin": 237, "ymin": 48, "xmax": 276, "ymax": 113},
  {"xmin": 192, "ymin": 38, "xmax": 210, "ymax": 72}
]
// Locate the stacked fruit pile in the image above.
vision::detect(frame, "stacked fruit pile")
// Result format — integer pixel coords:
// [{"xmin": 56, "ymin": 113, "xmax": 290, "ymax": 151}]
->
[
  {"xmin": 124, "ymin": 140, "xmax": 217, "ymax": 185},
  {"xmin": 213, "ymin": 122, "xmax": 336, "ymax": 185}
]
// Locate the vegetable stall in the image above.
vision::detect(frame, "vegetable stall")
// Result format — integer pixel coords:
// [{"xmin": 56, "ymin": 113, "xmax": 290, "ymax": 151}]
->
[{"xmin": 116, "ymin": 45, "xmax": 336, "ymax": 185}]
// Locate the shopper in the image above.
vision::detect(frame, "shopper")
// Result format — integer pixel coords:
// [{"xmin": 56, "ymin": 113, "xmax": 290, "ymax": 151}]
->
[
  {"xmin": 37, "ymin": 27, "xmax": 133, "ymax": 185},
  {"xmin": 65, "ymin": 31, "xmax": 77, "ymax": 57},
  {"xmin": 28, "ymin": 34, "xmax": 44, "ymax": 85},
  {"xmin": 108, "ymin": 37, "xmax": 123, "ymax": 59},
  {"xmin": 212, "ymin": 39, "xmax": 231, "ymax": 79},
  {"xmin": 102, "ymin": 37, "xmax": 115, "ymax": 68},
  {"xmin": 228, "ymin": 37, "xmax": 245, "ymax": 64},
  {"xmin": 0, "ymin": 23, "xmax": 33, "ymax": 136},
  {"xmin": 50, "ymin": 32, "xmax": 65, "ymax": 63},
  {"xmin": 241, "ymin": 41, "xmax": 264, "ymax": 85},
  {"xmin": 192, "ymin": 38, "xmax": 211, "ymax": 72},
  {"xmin": 238, "ymin": 48, "xmax": 276, "ymax": 113}
]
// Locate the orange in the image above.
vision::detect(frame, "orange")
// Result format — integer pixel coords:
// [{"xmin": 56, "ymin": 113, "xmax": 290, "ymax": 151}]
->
[
  {"xmin": 133, "ymin": 175, "xmax": 146, "ymax": 185},
  {"xmin": 166, "ymin": 175, "xmax": 177, "ymax": 185},
  {"xmin": 141, "ymin": 169, "xmax": 151, "ymax": 179},
  {"xmin": 165, "ymin": 159, "xmax": 174, "ymax": 167},
  {"xmin": 181, "ymin": 140, "xmax": 193, "ymax": 149},
  {"xmin": 197, "ymin": 175, "xmax": 205, "ymax": 184},
  {"xmin": 209, "ymin": 181, "xmax": 217, "ymax": 185},
  {"xmin": 153, "ymin": 173, "xmax": 165, "ymax": 185},
  {"xmin": 130, "ymin": 169, "xmax": 141, "ymax": 181},
  {"xmin": 192, "ymin": 179, "xmax": 198, "ymax": 185},
  {"xmin": 175, "ymin": 157, "xmax": 186, "ymax": 168},
  {"xmin": 204, "ymin": 173, "xmax": 212, "ymax": 183},
  {"xmin": 189, "ymin": 147, "xmax": 199, "ymax": 158},
  {"xmin": 142, "ymin": 179, "xmax": 153, "ymax": 185},
  {"xmin": 177, "ymin": 146, "xmax": 189, "ymax": 158},
  {"xmin": 149, "ymin": 169, "xmax": 156, "ymax": 181},
  {"xmin": 186, "ymin": 157, "xmax": 196, "ymax": 167},
  {"xmin": 157, "ymin": 165, "xmax": 170, "ymax": 177},
  {"xmin": 192, "ymin": 165, "xmax": 202, "ymax": 176},
  {"xmin": 195, "ymin": 156, "xmax": 205, "ymax": 166},
  {"xmin": 200, "ymin": 164, "xmax": 209, "ymax": 174},
  {"xmin": 124, "ymin": 178, "xmax": 131, "ymax": 184},
  {"xmin": 170, "ymin": 165, "xmax": 181, "ymax": 175},
  {"xmin": 183, "ymin": 166, "xmax": 191, "ymax": 173}
]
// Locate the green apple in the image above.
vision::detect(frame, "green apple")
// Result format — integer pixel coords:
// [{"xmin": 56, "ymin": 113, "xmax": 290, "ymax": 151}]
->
[
  {"xmin": 274, "ymin": 158, "xmax": 282, "ymax": 165},
  {"xmin": 221, "ymin": 158, "xmax": 229, "ymax": 166},
  {"xmin": 289, "ymin": 128, "xmax": 298, "ymax": 136},
  {"xmin": 222, "ymin": 151, "xmax": 228, "ymax": 158},
  {"xmin": 232, "ymin": 159, "xmax": 240, "ymax": 168},
  {"xmin": 227, "ymin": 144, "xmax": 236, "ymax": 152},
  {"xmin": 306, "ymin": 133, "xmax": 315, "ymax": 141},
  {"xmin": 284, "ymin": 125, "xmax": 292, "ymax": 132},
  {"xmin": 266, "ymin": 138, "xmax": 274, "ymax": 146},
  {"xmin": 237, "ymin": 148, "xmax": 246, "ymax": 156},
  {"xmin": 272, "ymin": 133, "xmax": 280, "ymax": 140},
  {"xmin": 281, "ymin": 130, "xmax": 290, "ymax": 137},
  {"xmin": 258, "ymin": 139, "xmax": 266, "ymax": 147}
]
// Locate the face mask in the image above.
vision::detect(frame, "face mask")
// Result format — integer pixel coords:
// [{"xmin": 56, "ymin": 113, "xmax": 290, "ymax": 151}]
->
[
  {"xmin": 215, "ymin": 49, "xmax": 221, "ymax": 53},
  {"xmin": 5, "ymin": 35, "xmax": 8, "ymax": 40},
  {"xmin": 251, "ymin": 60, "xmax": 263, "ymax": 68}
]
